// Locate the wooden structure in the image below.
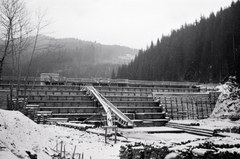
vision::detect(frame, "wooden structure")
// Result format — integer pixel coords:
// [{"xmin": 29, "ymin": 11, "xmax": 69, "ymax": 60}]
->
[
  {"xmin": 102, "ymin": 126, "xmax": 118, "ymax": 144},
  {"xmin": 153, "ymin": 92, "xmax": 221, "ymax": 120},
  {"xmin": 0, "ymin": 76, "xmax": 220, "ymax": 127},
  {"xmin": 0, "ymin": 76, "xmax": 199, "ymax": 88}
]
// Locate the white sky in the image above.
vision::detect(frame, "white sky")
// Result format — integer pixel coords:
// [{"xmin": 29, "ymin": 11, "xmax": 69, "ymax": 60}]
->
[{"xmin": 25, "ymin": 0, "xmax": 236, "ymax": 49}]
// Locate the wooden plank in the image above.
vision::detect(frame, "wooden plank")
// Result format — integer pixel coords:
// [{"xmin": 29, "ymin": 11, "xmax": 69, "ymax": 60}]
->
[{"xmin": 36, "ymin": 111, "xmax": 52, "ymax": 115}]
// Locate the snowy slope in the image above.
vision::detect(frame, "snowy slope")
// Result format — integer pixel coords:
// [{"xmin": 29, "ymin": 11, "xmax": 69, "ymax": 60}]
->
[
  {"xmin": 0, "ymin": 110, "xmax": 122, "ymax": 159},
  {"xmin": 0, "ymin": 110, "xmax": 55, "ymax": 159}
]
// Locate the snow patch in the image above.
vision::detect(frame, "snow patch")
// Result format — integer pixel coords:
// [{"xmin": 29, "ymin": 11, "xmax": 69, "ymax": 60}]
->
[
  {"xmin": 0, "ymin": 110, "xmax": 55, "ymax": 159},
  {"xmin": 210, "ymin": 76, "xmax": 240, "ymax": 119}
]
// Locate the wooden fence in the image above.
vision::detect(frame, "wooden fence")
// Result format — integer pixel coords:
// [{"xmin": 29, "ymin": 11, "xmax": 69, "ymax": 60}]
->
[{"xmin": 156, "ymin": 92, "xmax": 221, "ymax": 120}]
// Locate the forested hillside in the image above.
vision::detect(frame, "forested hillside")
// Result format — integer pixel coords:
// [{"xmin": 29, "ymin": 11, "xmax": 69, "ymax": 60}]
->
[
  {"xmin": 2, "ymin": 37, "xmax": 137, "ymax": 78},
  {"xmin": 117, "ymin": 1, "xmax": 240, "ymax": 83}
]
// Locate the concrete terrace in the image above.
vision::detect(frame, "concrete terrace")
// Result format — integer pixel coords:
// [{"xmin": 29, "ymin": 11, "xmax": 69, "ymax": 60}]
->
[{"xmin": 0, "ymin": 76, "xmax": 220, "ymax": 131}]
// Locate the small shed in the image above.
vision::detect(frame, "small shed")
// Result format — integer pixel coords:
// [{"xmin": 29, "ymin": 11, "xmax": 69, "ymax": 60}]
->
[{"xmin": 40, "ymin": 73, "xmax": 59, "ymax": 85}]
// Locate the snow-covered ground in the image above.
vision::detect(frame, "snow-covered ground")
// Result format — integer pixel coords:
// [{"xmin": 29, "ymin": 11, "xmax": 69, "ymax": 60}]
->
[
  {"xmin": 1, "ymin": 79, "xmax": 240, "ymax": 159},
  {"xmin": 1, "ymin": 109, "xmax": 240, "ymax": 159},
  {"xmin": 171, "ymin": 118, "xmax": 240, "ymax": 130},
  {"xmin": 0, "ymin": 109, "xmax": 123, "ymax": 159}
]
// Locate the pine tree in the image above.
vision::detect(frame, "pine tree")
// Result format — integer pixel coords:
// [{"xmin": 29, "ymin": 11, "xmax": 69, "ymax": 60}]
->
[{"xmin": 111, "ymin": 69, "xmax": 116, "ymax": 79}]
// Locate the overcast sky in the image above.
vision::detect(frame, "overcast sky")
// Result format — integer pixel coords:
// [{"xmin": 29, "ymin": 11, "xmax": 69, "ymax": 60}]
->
[{"xmin": 26, "ymin": 0, "xmax": 236, "ymax": 49}]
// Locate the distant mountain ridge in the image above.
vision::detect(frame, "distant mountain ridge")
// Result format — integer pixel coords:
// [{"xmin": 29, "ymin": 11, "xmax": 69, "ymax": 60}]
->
[
  {"xmin": 54, "ymin": 37, "xmax": 138, "ymax": 64},
  {"xmin": 3, "ymin": 35, "xmax": 138, "ymax": 78}
]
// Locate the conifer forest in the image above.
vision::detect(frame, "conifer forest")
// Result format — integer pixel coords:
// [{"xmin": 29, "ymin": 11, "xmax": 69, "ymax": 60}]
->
[{"xmin": 116, "ymin": 1, "xmax": 240, "ymax": 83}]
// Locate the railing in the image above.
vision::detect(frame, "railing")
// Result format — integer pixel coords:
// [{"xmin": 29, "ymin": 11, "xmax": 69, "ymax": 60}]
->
[
  {"xmin": 83, "ymin": 86, "xmax": 135, "ymax": 128},
  {"xmin": 1, "ymin": 76, "xmax": 199, "ymax": 87},
  {"xmin": 127, "ymin": 79, "xmax": 198, "ymax": 87}
]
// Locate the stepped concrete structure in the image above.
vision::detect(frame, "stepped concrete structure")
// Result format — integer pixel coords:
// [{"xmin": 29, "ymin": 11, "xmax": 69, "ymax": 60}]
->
[{"xmin": 0, "ymin": 76, "xmax": 220, "ymax": 128}]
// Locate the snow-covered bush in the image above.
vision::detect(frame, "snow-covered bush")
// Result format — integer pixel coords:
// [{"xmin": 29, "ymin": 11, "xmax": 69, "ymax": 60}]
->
[
  {"xmin": 119, "ymin": 141, "xmax": 240, "ymax": 159},
  {"xmin": 210, "ymin": 76, "xmax": 240, "ymax": 120}
]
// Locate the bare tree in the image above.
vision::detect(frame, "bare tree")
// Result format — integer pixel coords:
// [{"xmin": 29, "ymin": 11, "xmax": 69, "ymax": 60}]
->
[
  {"xmin": 0, "ymin": 0, "xmax": 30, "ymax": 109},
  {"xmin": 0, "ymin": 0, "xmax": 30, "ymax": 78},
  {"xmin": 0, "ymin": 0, "xmax": 51, "ymax": 110}
]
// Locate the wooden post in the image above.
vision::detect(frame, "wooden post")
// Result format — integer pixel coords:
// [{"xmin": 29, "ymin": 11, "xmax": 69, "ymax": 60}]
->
[
  {"xmin": 72, "ymin": 145, "xmax": 76, "ymax": 159},
  {"xmin": 191, "ymin": 97, "xmax": 195, "ymax": 119},
  {"xmin": 175, "ymin": 97, "xmax": 178, "ymax": 120},
  {"xmin": 105, "ymin": 128, "xmax": 107, "ymax": 143},
  {"xmin": 170, "ymin": 97, "xmax": 173, "ymax": 119},
  {"xmin": 64, "ymin": 144, "xmax": 66, "ymax": 158},
  {"xmin": 186, "ymin": 97, "xmax": 189, "ymax": 119},
  {"xmin": 181, "ymin": 97, "xmax": 184, "ymax": 120},
  {"xmin": 56, "ymin": 140, "xmax": 58, "ymax": 152},
  {"xmin": 201, "ymin": 98, "xmax": 204, "ymax": 119},
  {"xmin": 195, "ymin": 97, "xmax": 199, "ymax": 119},
  {"xmin": 60, "ymin": 141, "xmax": 63, "ymax": 157},
  {"xmin": 114, "ymin": 127, "xmax": 117, "ymax": 144}
]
